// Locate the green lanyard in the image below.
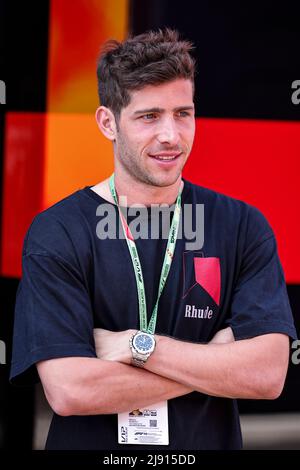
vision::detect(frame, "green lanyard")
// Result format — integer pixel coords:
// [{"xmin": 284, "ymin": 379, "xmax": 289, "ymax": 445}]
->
[{"xmin": 109, "ymin": 174, "xmax": 182, "ymax": 334}]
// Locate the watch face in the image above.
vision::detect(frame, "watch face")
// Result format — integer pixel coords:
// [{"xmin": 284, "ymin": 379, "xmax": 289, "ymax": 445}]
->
[{"xmin": 133, "ymin": 333, "xmax": 155, "ymax": 354}]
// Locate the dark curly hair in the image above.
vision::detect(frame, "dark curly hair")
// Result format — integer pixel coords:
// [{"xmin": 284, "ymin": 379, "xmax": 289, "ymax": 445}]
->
[{"xmin": 97, "ymin": 28, "xmax": 195, "ymax": 120}]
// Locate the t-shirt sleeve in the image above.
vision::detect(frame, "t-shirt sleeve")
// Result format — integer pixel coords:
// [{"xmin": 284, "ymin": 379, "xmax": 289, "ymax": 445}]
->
[
  {"xmin": 10, "ymin": 214, "xmax": 97, "ymax": 386},
  {"xmin": 226, "ymin": 206, "xmax": 297, "ymax": 341}
]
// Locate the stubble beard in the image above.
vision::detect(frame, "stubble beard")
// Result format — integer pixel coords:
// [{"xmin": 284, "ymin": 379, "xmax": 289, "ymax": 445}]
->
[{"xmin": 115, "ymin": 132, "xmax": 186, "ymax": 188}]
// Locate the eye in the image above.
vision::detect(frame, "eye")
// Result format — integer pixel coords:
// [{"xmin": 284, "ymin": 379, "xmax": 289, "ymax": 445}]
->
[
  {"xmin": 141, "ymin": 113, "xmax": 157, "ymax": 121},
  {"xmin": 177, "ymin": 110, "xmax": 190, "ymax": 117}
]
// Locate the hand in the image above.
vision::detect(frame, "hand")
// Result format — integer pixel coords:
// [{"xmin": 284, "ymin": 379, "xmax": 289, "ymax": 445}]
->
[
  {"xmin": 209, "ymin": 327, "xmax": 235, "ymax": 344},
  {"xmin": 93, "ymin": 328, "xmax": 136, "ymax": 364}
]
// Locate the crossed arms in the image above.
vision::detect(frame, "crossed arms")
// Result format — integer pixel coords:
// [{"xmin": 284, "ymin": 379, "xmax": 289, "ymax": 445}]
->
[{"xmin": 37, "ymin": 327, "xmax": 289, "ymax": 417}]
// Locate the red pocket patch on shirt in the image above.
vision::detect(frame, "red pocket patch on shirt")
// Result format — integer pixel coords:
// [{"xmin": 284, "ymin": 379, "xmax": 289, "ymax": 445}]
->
[{"xmin": 194, "ymin": 257, "xmax": 221, "ymax": 306}]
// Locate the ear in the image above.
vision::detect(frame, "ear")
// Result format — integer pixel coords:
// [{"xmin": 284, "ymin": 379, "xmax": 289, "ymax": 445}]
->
[{"xmin": 95, "ymin": 106, "xmax": 117, "ymax": 141}]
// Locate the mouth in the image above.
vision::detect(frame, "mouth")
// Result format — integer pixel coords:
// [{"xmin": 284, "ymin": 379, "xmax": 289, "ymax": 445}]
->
[{"xmin": 148, "ymin": 152, "xmax": 182, "ymax": 163}]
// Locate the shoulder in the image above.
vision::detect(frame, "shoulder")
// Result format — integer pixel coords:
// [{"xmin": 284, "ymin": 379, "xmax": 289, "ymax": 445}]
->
[
  {"xmin": 185, "ymin": 180, "xmax": 274, "ymax": 241},
  {"xmin": 23, "ymin": 189, "xmax": 94, "ymax": 260}
]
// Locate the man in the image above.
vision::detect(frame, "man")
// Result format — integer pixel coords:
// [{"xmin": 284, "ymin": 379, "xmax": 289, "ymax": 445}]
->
[{"xmin": 10, "ymin": 29, "xmax": 296, "ymax": 450}]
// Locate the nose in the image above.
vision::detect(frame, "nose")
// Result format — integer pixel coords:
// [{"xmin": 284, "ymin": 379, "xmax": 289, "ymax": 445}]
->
[{"xmin": 156, "ymin": 117, "xmax": 180, "ymax": 146}]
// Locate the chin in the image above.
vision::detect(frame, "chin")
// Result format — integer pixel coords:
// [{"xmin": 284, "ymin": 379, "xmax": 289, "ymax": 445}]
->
[{"xmin": 150, "ymin": 176, "xmax": 181, "ymax": 188}]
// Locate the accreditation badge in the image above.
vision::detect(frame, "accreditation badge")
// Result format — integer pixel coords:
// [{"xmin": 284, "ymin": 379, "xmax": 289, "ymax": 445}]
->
[{"xmin": 118, "ymin": 400, "xmax": 169, "ymax": 445}]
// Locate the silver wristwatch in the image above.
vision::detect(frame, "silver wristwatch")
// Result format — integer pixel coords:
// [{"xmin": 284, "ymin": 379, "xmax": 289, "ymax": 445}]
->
[{"xmin": 129, "ymin": 331, "xmax": 156, "ymax": 367}]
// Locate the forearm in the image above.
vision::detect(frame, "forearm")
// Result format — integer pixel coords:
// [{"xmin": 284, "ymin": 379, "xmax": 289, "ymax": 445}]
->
[
  {"xmin": 38, "ymin": 357, "xmax": 192, "ymax": 416},
  {"xmin": 144, "ymin": 333, "xmax": 289, "ymax": 399}
]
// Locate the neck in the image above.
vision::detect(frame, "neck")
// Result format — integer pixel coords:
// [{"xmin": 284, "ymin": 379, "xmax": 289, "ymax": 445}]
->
[{"xmin": 113, "ymin": 172, "xmax": 183, "ymax": 206}]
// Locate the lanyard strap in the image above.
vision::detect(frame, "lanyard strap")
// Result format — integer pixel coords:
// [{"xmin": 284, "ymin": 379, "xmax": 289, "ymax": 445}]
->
[{"xmin": 109, "ymin": 174, "xmax": 182, "ymax": 334}]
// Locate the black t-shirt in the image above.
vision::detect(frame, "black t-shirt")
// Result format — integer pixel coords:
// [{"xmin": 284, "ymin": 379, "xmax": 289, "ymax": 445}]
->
[{"xmin": 10, "ymin": 180, "xmax": 297, "ymax": 450}]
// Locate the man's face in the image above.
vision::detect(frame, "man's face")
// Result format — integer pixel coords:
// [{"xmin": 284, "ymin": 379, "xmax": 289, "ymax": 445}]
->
[{"xmin": 115, "ymin": 78, "xmax": 195, "ymax": 188}]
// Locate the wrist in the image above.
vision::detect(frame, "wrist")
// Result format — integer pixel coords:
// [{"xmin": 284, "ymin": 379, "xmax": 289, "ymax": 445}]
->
[
  {"xmin": 129, "ymin": 330, "xmax": 156, "ymax": 367},
  {"xmin": 144, "ymin": 333, "xmax": 161, "ymax": 368}
]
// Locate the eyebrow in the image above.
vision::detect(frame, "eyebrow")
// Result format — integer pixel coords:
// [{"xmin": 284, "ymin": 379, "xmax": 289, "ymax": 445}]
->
[{"xmin": 133, "ymin": 106, "xmax": 195, "ymax": 115}]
